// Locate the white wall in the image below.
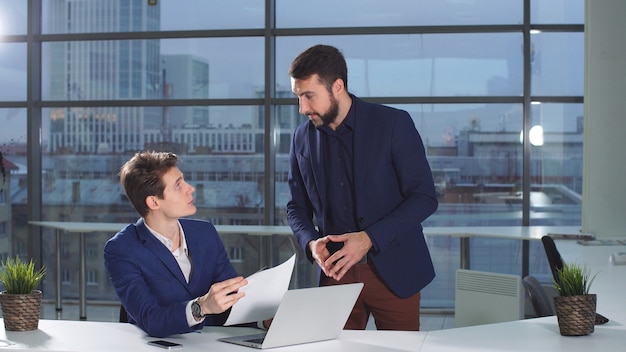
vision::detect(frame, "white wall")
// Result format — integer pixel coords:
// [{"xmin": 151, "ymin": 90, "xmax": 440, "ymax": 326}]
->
[{"xmin": 582, "ymin": 0, "xmax": 626, "ymax": 237}]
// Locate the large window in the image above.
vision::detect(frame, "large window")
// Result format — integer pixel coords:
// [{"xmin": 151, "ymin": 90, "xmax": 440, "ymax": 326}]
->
[
  {"xmin": 276, "ymin": 0, "xmax": 523, "ymax": 27},
  {"xmin": 1, "ymin": 0, "xmax": 583, "ymax": 315},
  {"xmin": 42, "ymin": 38, "xmax": 265, "ymax": 101},
  {"xmin": 0, "ymin": 43, "xmax": 27, "ymax": 101},
  {"xmin": 276, "ymin": 34, "xmax": 523, "ymax": 97}
]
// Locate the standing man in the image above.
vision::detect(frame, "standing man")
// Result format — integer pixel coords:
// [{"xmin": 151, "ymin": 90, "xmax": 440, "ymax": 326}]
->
[
  {"xmin": 286, "ymin": 45, "xmax": 438, "ymax": 331},
  {"xmin": 104, "ymin": 151, "xmax": 247, "ymax": 337}
]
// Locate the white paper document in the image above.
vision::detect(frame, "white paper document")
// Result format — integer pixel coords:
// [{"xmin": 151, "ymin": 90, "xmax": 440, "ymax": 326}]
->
[{"xmin": 224, "ymin": 254, "xmax": 296, "ymax": 325}]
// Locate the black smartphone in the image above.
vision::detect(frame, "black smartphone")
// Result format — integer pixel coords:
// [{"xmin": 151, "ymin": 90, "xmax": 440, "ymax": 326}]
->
[{"xmin": 148, "ymin": 340, "xmax": 183, "ymax": 350}]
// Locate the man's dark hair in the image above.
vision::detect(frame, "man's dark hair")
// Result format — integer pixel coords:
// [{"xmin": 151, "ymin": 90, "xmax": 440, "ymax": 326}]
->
[
  {"xmin": 288, "ymin": 44, "xmax": 348, "ymax": 92},
  {"xmin": 119, "ymin": 151, "xmax": 178, "ymax": 217}
]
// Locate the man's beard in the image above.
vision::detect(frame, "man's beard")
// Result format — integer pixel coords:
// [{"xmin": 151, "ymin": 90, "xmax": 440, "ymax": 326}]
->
[{"xmin": 314, "ymin": 94, "xmax": 339, "ymax": 129}]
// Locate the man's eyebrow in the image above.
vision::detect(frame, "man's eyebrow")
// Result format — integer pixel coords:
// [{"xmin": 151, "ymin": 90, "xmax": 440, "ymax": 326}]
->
[{"xmin": 295, "ymin": 90, "xmax": 314, "ymax": 97}]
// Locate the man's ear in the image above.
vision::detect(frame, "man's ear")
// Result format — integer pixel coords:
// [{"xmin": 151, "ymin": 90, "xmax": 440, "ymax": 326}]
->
[
  {"xmin": 332, "ymin": 78, "xmax": 345, "ymax": 94},
  {"xmin": 145, "ymin": 195, "xmax": 159, "ymax": 211}
]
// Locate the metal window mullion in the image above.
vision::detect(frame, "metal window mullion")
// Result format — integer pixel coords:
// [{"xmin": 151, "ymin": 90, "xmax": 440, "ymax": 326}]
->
[
  {"xmin": 521, "ymin": 0, "xmax": 532, "ymax": 278},
  {"xmin": 27, "ymin": 0, "xmax": 44, "ymax": 273}
]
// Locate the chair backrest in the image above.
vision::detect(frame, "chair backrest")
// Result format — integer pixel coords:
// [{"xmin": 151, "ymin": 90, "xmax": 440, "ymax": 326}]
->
[
  {"xmin": 541, "ymin": 235, "xmax": 564, "ymax": 282},
  {"xmin": 119, "ymin": 304, "xmax": 129, "ymax": 323},
  {"xmin": 540, "ymin": 235, "xmax": 610, "ymax": 325},
  {"xmin": 522, "ymin": 275, "xmax": 554, "ymax": 318}
]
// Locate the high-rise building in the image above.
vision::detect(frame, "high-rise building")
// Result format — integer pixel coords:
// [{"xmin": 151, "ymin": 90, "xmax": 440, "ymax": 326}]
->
[
  {"xmin": 161, "ymin": 55, "xmax": 210, "ymax": 128},
  {"xmin": 47, "ymin": 0, "xmax": 162, "ymax": 154}
]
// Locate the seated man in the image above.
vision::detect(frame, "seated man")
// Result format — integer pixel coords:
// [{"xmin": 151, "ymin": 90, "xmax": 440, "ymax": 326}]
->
[{"xmin": 104, "ymin": 151, "xmax": 247, "ymax": 337}]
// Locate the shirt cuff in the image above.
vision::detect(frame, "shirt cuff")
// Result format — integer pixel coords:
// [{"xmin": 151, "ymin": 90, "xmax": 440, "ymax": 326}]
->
[{"xmin": 186, "ymin": 300, "xmax": 204, "ymax": 327}]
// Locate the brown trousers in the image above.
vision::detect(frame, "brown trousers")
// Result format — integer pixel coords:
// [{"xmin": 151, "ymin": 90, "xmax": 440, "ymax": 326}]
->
[{"xmin": 320, "ymin": 262, "xmax": 421, "ymax": 331}]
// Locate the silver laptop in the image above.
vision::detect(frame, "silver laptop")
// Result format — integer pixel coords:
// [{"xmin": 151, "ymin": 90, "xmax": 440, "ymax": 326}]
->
[{"xmin": 218, "ymin": 283, "xmax": 363, "ymax": 349}]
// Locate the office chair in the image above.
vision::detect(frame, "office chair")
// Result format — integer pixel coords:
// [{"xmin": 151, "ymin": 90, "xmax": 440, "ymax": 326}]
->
[
  {"xmin": 540, "ymin": 235, "xmax": 609, "ymax": 325},
  {"xmin": 522, "ymin": 275, "xmax": 554, "ymax": 318},
  {"xmin": 119, "ymin": 305, "xmax": 129, "ymax": 323},
  {"xmin": 540, "ymin": 235, "xmax": 564, "ymax": 281}
]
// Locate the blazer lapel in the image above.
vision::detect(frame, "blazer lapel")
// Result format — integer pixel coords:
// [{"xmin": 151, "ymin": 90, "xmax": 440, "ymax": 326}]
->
[
  {"xmin": 184, "ymin": 228, "xmax": 205, "ymax": 291},
  {"xmin": 134, "ymin": 219, "xmax": 191, "ymax": 293},
  {"xmin": 352, "ymin": 97, "xmax": 373, "ymax": 193},
  {"xmin": 309, "ymin": 123, "xmax": 328, "ymax": 226}
]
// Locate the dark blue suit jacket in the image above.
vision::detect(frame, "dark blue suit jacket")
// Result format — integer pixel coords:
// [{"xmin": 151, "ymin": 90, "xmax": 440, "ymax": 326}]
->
[
  {"xmin": 286, "ymin": 96, "xmax": 438, "ymax": 298},
  {"xmin": 103, "ymin": 218, "xmax": 237, "ymax": 337}
]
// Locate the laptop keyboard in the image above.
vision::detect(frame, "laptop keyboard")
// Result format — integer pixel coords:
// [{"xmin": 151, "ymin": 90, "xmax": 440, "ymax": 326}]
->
[{"xmin": 245, "ymin": 337, "xmax": 265, "ymax": 344}]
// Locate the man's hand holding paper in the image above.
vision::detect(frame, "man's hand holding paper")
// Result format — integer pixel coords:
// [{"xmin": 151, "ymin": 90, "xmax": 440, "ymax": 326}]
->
[{"xmin": 224, "ymin": 254, "xmax": 296, "ymax": 325}]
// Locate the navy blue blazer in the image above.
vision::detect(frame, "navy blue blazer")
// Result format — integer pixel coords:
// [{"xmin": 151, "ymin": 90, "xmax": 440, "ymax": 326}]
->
[
  {"xmin": 286, "ymin": 96, "xmax": 438, "ymax": 298},
  {"xmin": 103, "ymin": 218, "xmax": 237, "ymax": 337}
]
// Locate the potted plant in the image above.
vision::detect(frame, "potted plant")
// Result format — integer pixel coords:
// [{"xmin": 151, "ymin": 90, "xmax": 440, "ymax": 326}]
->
[
  {"xmin": 552, "ymin": 262, "xmax": 597, "ymax": 336},
  {"xmin": 0, "ymin": 257, "xmax": 46, "ymax": 331}
]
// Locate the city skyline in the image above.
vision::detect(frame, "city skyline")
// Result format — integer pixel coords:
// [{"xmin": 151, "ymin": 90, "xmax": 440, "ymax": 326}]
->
[{"xmin": 1, "ymin": 1, "xmax": 584, "ymax": 153}]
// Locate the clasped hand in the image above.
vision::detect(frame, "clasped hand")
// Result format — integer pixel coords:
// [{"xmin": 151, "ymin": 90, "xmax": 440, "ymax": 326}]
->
[{"xmin": 309, "ymin": 231, "xmax": 372, "ymax": 281}]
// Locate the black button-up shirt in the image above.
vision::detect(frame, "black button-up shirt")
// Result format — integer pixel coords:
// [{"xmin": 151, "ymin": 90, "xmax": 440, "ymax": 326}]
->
[{"xmin": 319, "ymin": 104, "xmax": 358, "ymax": 245}]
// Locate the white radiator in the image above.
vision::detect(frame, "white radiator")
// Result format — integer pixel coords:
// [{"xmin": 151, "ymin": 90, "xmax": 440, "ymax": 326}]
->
[{"xmin": 455, "ymin": 269, "xmax": 524, "ymax": 327}]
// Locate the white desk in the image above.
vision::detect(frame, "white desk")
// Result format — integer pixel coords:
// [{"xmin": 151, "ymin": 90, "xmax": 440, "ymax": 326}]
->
[
  {"xmin": 0, "ymin": 320, "xmax": 422, "ymax": 351},
  {"xmin": 220, "ymin": 225, "xmax": 582, "ymax": 274},
  {"xmin": 421, "ymin": 317, "xmax": 626, "ymax": 352},
  {"xmin": 419, "ymin": 238, "xmax": 626, "ymax": 351},
  {"xmin": 225, "ymin": 225, "xmax": 583, "ymax": 274},
  {"xmin": 424, "ymin": 225, "xmax": 582, "ymax": 275},
  {"xmin": 3, "ymin": 235, "xmax": 624, "ymax": 351}
]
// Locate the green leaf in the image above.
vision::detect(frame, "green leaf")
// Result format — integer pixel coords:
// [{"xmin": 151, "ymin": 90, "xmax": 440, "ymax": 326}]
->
[
  {"xmin": 553, "ymin": 262, "xmax": 597, "ymax": 296},
  {"xmin": 0, "ymin": 257, "xmax": 46, "ymax": 294}
]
